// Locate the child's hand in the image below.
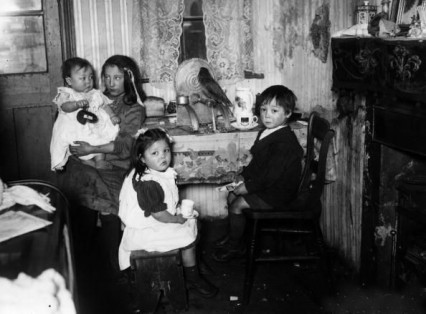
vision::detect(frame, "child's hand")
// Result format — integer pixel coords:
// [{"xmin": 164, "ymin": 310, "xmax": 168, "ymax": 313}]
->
[
  {"xmin": 234, "ymin": 175, "xmax": 244, "ymax": 184},
  {"xmin": 233, "ymin": 182, "xmax": 248, "ymax": 195},
  {"xmin": 69, "ymin": 141, "xmax": 93, "ymax": 157},
  {"xmin": 76, "ymin": 99, "xmax": 89, "ymax": 109},
  {"xmin": 110, "ymin": 115, "xmax": 121, "ymax": 125}
]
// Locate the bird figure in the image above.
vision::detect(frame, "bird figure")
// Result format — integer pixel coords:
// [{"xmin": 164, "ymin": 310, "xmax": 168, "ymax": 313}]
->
[{"xmin": 197, "ymin": 67, "xmax": 232, "ymax": 129}]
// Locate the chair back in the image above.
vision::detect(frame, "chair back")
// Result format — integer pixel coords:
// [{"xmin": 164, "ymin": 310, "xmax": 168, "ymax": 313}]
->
[{"xmin": 294, "ymin": 112, "xmax": 335, "ymax": 212}]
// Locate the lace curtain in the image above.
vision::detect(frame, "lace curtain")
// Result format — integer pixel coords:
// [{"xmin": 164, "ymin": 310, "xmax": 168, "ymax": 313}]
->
[
  {"xmin": 132, "ymin": 0, "xmax": 184, "ymax": 86},
  {"xmin": 203, "ymin": 0, "xmax": 254, "ymax": 82},
  {"xmin": 132, "ymin": 0, "xmax": 253, "ymax": 86}
]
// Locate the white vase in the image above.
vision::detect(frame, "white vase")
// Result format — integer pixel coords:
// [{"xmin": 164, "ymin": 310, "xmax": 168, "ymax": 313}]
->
[{"xmin": 234, "ymin": 87, "xmax": 254, "ymax": 116}]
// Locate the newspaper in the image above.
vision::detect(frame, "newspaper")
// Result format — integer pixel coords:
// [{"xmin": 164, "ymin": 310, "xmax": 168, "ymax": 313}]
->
[{"xmin": 0, "ymin": 211, "xmax": 52, "ymax": 243}]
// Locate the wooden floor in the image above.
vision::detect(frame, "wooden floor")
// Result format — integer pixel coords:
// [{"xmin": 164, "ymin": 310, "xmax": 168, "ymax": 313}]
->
[{"xmin": 73, "ymin": 220, "xmax": 426, "ymax": 314}]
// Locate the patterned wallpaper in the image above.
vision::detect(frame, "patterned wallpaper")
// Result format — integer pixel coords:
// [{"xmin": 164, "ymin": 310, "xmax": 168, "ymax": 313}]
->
[{"xmin": 73, "ymin": 0, "xmax": 132, "ymax": 85}]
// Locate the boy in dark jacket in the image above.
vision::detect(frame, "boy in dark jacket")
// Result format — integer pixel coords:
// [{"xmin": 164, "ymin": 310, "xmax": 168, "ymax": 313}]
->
[{"xmin": 213, "ymin": 85, "xmax": 304, "ymax": 262}]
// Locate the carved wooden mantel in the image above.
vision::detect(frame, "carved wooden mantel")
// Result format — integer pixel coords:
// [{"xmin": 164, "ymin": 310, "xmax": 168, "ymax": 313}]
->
[
  {"xmin": 332, "ymin": 37, "xmax": 426, "ymax": 287},
  {"xmin": 332, "ymin": 37, "xmax": 426, "ymax": 157}
]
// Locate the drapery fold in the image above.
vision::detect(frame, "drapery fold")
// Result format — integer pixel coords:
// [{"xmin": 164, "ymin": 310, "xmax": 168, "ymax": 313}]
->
[
  {"xmin": 203, "ymin": 0, "xmax": 254, "ymax": 83},
  {"xmin": 132, "ymin": 0, "xmax": 184, "ymax": 87},
  {"xmin": 132, "ymin": 0, "xmax": 254, "ymax": 87}
]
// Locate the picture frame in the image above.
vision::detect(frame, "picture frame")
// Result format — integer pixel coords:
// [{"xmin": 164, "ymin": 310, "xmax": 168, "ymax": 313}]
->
[{"xmin": 390, "ymin": 0, "xmax": 424, "ymax": 25}]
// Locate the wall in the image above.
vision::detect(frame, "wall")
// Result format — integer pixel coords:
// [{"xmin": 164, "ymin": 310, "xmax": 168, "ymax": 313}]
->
[{"xmin": 71, "ymin": 0, "xmax": 366, "ymax": 270}]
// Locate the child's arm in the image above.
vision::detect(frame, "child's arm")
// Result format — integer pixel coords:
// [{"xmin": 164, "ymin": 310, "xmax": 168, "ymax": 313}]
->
[
  {"xmin": 61, "ymin": 99, "xmax": 89, "ymax": 113},
  {"xmin": 152, "ymin": 211, "xmax": 186, "ymax": 224},
  {"xmin": 134, "ymin": 180, "xmax": 187, "ymax": 224},
  {"xmin": 102, "ymin": 104, "xmax": 121, "ymax": 125}
]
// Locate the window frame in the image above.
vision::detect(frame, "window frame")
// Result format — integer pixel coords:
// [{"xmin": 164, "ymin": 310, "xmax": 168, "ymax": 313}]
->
[{"xmin": 0, "ymin": 0, "xmax": 48, "ymax": 76}]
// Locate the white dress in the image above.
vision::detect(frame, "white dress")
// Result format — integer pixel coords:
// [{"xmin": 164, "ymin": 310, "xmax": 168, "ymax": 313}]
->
[
  {"xmin": 50, "ymin": 87, "xmax": 119, "ymax": 171},
  {"xmin": 118, "ymin": 168, "xmax": 197, "ymax": 270}
]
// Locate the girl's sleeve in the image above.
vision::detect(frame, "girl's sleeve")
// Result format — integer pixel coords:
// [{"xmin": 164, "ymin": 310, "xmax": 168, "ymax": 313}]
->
[
  {"xmin": 113, "ymin": 105, "xmax": 145, "ymax": 159},
  {"xmin": 134, "ymin": 180, "xmax": 167, "ymax": 217}
]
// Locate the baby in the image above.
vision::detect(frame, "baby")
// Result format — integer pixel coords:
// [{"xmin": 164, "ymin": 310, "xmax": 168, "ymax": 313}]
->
[{"xmin": 50, "ymin": 57, "xmax": 120, "ymax": 170}]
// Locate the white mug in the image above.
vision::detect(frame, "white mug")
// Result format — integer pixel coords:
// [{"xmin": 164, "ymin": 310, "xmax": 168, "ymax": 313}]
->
[
  {"xmin": 181, "ymin": 199, "xmax": 194, "ymax": 217},
  {"xmin": 237, "ymin": 112, "xmax": 258, "ymax": 127}
]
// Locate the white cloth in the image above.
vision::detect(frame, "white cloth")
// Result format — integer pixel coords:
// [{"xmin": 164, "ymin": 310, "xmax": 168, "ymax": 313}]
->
[
  {"xmin": 0, "ymin": 269, "xmax": 76, "ymax": 314},
  {"xmin": 118, "ymin": 168, "xmax": 197, "ymax": 270},
  {"xmin": 0, "ymin": 185, "xmax": 55, "ymax": 213},
  {"xmin": 50, "ymin": 87, "xmax": 119, "ymax": 171},
  {"xmin": 259, "ymin": 125, "xmax": 286, "ymax": 140}
]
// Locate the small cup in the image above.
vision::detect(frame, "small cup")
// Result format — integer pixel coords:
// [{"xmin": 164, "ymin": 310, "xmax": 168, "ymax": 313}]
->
[
  {"xmin": 176, "ymin": 95, "xmax": 189, "ymax": 105},
  {"xmin": 181, "ymin": 199, "xmax": 194, "ymax": 217},
  {"xmin": 237, "ymin": 113, "xmax": 258, "ymax": 127}
]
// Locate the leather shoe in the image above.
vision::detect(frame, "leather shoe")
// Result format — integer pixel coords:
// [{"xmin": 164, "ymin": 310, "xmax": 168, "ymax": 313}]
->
[
  {"xmin": 186, "ymin": 276, "xmax": 218, "ymax": 298},
  {"xmin": 212, "ymin": 245, "xmax": 246, "ymax": 263},
  {"xmin": 213, "ymin": 235, "xmax": 230, "ymax": 248}
]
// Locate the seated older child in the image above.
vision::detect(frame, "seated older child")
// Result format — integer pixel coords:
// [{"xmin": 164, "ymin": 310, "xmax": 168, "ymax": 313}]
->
[{"xmin": 213, "ymin": 85, "xmax": 304, "ymax": 262}]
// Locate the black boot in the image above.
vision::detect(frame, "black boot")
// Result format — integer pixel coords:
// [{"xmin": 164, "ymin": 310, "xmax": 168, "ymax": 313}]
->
[
  {"xmin": 198, "ymin": 258, "xmax": 216, "ymax": 276},
  {"xmin": 184, "ymin": 266, "xmax": 218, "ymax": 298},
  {"xmin": 212, "ymin": 213, "xmax": 246, "ymax": 262}
]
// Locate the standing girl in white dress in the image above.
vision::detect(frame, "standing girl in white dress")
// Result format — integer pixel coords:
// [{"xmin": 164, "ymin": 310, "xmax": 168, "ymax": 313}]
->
[{"xmin": 118, "ymin": 128, "xmax": 218, "ymax": 298}]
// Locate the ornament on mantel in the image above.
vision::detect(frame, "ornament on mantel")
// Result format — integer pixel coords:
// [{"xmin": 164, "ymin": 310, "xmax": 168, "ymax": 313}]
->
[{"xmin": 356, "ymin": 1, "xmax": 377, "ymax": 25}]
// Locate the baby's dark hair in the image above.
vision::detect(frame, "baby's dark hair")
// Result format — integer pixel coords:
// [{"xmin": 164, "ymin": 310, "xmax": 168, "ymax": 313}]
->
[
  {"xmin": 62, "ymin": 57, "xmax": 96, "ymax": 88},
  {"xmin": 101, "ymin": 55, "xmax": 147, "ymax": 105},
  {"xmin": 254, "ymin": 85, "xmax": 297, "ymax": 117},
  {"xmin": 128, "ymin": 128, "xmax": 173, "ymax": 179}
]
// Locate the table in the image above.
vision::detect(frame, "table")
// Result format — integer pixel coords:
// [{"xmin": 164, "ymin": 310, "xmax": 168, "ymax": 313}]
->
[{"xmin": 169, "ymin": 122, "xmax": 310, "ymax": 185}]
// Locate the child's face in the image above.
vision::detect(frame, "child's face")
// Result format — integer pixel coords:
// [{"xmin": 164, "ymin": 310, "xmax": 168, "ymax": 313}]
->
[
  {"xmin": 66, "ymin": 66, "xmax": 93, "ymax": 93},
  {"xmin": 103, "ymin": 65, "xmax": 125, "ymax": 96},
  {"xmin": 259, "ymin": 98, "xmax": 291, "ymax": 129},
  {"xmin": 141, "ymin": 139, "xmax": 172, "ymax": 172}
]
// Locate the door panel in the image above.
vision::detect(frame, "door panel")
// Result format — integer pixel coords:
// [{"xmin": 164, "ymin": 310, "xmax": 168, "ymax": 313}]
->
[
  {"xmin": 14, "ymin": 106, "xmax": 54, "ymax": 180},
  {"xmin": 0, "ymin": 0, "xmax": 62, "ymax": 182}
]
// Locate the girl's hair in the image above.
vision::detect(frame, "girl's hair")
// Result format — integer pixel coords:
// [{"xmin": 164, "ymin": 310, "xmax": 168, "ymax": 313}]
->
[
  {"xmin": 128, "ymin": 128, "xmax": 173, "ymax": 179},
  {"xmin": 101, "ymin": 55, "xmax": 147, "ymax": 105},
  {"xmin": 62, "ymin": 57, "xmax": 97, "ymax": 88},
  {"xmin": 254, "ymin": 85, "xmax": 297, "ymax": 117}
]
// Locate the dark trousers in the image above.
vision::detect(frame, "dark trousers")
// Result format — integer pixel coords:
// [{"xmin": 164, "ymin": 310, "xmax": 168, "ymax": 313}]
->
[
  {"xmin": 99, "ymin": 213, "xmax": 122, "ymax": 279},
  {"xmin": 69, "ymin": 205, "xmax": 122, "ymax": 283}
]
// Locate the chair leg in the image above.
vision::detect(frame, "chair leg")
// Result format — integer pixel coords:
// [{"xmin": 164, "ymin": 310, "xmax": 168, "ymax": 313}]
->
[
  {"xmin": 314, "ymin": 222, "xmax": 334, "ymax": 292},
  {"xmin": 243, "ymin": 218, "xmax": 258, "ymax": 306}
]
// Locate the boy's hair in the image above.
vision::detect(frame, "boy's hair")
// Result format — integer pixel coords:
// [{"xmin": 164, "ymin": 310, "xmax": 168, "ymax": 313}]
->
[
  {"xmin": 255, "ymin": 85, "xmax": 297, "ymax": 116},
  {"xmin": 128, "ymin": 128, "xmax": 173, "ymax": 179},
  {"xmin": 62, "ymin": 57, "xmax": 96, "ymax": 88},
  {"xmin": 101, "ymin": 55, "xmax": 147, "ymax": 105}
]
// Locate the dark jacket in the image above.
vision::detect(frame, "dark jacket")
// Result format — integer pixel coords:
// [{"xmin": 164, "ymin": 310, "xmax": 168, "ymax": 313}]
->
[{"xmin": 241, "ymin": 126, "xmax": 303, "ymax": 207}]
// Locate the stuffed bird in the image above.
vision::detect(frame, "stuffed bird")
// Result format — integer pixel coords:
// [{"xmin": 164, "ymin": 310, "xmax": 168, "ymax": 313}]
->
[
  {"xmin": 198, "ymin": 67, "xmax": 233, "ymax": 107},
  {"xmin": 197, "ymin": 67, "xmax": 232, "ymax": 129}
]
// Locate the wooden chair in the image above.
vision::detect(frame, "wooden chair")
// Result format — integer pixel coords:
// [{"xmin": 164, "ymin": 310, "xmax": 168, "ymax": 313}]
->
[
  {"xmin": 130, "ymin": 248, "xmax": 188, "ymax": 313},
  {"xmin": 242, "ymin": 112, "xmax": 335, "ymax": 305}
]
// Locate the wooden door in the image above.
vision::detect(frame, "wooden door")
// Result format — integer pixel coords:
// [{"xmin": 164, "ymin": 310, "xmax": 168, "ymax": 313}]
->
[{"xmin": 0, "ymin": 0, "xmax": 63, "ymax": 182}]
